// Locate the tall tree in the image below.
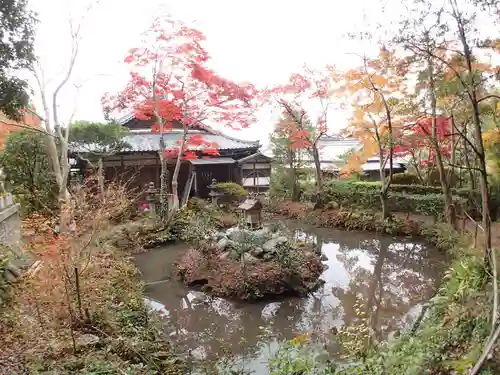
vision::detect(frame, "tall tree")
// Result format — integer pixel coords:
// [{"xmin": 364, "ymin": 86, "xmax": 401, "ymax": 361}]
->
[
  {"xmin": 337, "ymin": 47, "xmax": 407, "ymax": 219},
  {"xmin": 397, "ymin": 0, "xmax": 499, "ymax": 256},
  {"xmin": 32, "ymin": 2, "xmax": 102, "ymax": 206},
  {"xmin": 104, "ymin": 15, "xmax": 257, "ymax": 219},
  {"xmin": 269, "ymin": 113, "xmax": 310, "ymax": 201},
  {"xmin": 263, "ymin": 67, "xmax": 336, "ymax": 208},
  {"xmin": 0, "ymin": 0, "xmax": 37, "ymax": 121}
]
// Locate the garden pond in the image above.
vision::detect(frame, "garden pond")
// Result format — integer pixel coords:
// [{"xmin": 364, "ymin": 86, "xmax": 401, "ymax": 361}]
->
[{"xmin": 133, "ymin": 221, "xmax": 448, "ymax": 373}]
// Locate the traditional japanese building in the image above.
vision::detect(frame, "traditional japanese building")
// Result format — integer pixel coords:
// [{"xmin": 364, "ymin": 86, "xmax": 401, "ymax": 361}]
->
[{"xmin": 71, "ymin": 115, "xmax": 268, "ymax": 199}]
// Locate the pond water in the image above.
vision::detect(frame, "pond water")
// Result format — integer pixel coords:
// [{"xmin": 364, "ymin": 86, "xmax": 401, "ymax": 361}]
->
[{"xmin": 133, "ymin": 222, "xmax": 448, "ymax": 373}]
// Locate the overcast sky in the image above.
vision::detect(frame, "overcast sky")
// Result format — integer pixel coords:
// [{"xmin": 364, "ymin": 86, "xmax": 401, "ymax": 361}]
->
[{"xmin": 27, "ymin": 0, "xmax": 400, "ymax": 148}]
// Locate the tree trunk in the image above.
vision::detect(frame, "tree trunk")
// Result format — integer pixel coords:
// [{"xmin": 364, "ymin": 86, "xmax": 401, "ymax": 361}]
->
[
  {"xmin": 158, "ymin": 133, "xmax": 169, "ymax": 220},
  {"xmin": 97, "ymin": 158, "xmax": 105, "ymax": 201},
  {"xmin": 379, "ymin": 153, "xmax": 391, "ymax": 220},
  {"xmin": 377, "ymin": 130, "xmax": 392, "ymax": 221},
  {"xmin": 171, "ymin": 127, "xmax": 188, "ymax": 210},
  {"xmin": 159, "ymin": 157, "xmax": 169, "ymax": 218},
  {"xmin": 447, "ymin": 115, "xmax": 457, "ymax": 187},
  {"xmin": 452, "ymin": 2, "xmax": 492, "ymax": 257},
  {"xmin": 38, "ymin": 80, "xmax": 70, "ymax": 202},
  {"xmin": 312, "ymin": 141, "xmax": 324, "ymax": 209},
  {"xmin": 427, "ymin": 56, "xmax": 456, "ymax": 227},
  {"xmin": 288, "ymin": 149, "xmax": 299, "ymax": 202},
  {"xmin": 380, "ymin": 190, "xmax": 390, "ymax": 220},
  {"xmin": 463, "ymin": 125, "xmax": 476, "ymax": 190}
]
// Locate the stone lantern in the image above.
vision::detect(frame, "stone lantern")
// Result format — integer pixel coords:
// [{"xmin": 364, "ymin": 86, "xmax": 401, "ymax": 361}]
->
[
  {"xmin": 208, "ymin": 178, "xmax": 223, "ymax": 206},
  {"xmin": 237, "ymin": 196, "xmax": 263, "ymax": 229},
  {"xmin": 144, "ymin": 182, "xmax": 158, "ymax": 213}
]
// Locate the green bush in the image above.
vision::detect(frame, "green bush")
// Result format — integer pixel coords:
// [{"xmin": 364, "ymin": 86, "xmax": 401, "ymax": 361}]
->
[
  {"xmin": 390, "ymin": 173, "xmax": 422, "ymax": 185},
  {"xmin": 0, "ymin": 130, "xmax": 59, "ymax": 214},
  {"xmin": 326, "ymin": 180, "xmax": 467, "ymax": 217},
  {"xmin": 216, "ymin": 182, "xmax": 248, "ymax": 198}
]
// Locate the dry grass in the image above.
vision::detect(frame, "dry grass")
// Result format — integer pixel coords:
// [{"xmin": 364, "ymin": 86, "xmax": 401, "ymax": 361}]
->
[{"xmin": 0, "ymin": 175, "xmax": 185, "ymax": 374}]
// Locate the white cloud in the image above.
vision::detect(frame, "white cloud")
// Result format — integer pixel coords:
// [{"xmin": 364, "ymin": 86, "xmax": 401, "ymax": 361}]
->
[{"xmin": 26, "ymin": 0, "xmax": 398, "ymax": 148}]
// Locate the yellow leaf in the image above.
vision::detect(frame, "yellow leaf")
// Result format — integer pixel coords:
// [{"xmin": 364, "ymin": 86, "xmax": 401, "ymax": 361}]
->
[
  {"xmin": 348, "ymin": 81, "xmax": 365, "ymax": 92},
  {"xmin": 354, "ymin": 108, "xmax": 365, "ymax": 121},
  {"xmin": 371, "ymin": 75, "xmax": 388, "ymax": 87},
  {"xmin": 367, "ymin": 95, "xmax": 383, "ymax": 113}
]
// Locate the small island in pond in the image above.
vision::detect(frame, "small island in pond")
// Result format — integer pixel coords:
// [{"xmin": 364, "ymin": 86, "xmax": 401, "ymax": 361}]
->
[{"xmin": 176, "ymin": 225, "xmax": 326, "ymax": 301}]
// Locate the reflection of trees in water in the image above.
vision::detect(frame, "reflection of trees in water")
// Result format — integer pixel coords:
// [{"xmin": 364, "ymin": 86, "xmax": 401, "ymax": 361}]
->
[
  {"xmin": 143, "ymin": 225, "xmax": 446, "ymax": 362},
  {"xmin": 330, "ymin": 234, "xmax": 445, "ymax": 340}
]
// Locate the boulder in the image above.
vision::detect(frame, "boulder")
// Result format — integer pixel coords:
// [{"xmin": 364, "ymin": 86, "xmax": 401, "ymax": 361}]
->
[
  {"xmin": 228, "ymin": 228, "xmax": 249, "ymax": 241},
  {"xmin": 252, "ymin": 247, "xmax": 264, "ymax": 257},
  {"xmin": 263, "ymin": 253, "xmax": 274, "ymax": 261},
  {"xmin": 226, "ymin": 227, "xmax": 237, "ymax": 235},
  {"xmin": 242, "ymin": 253, "xmax": 259, "ymax": 263},
  {"xmin": 75, "ymin": 334, "xmax": 100, "ymax": 349},
  {"xmin": 215, "ymin": 238, "xmax": 229, "ymax": 251},
  {"xmin": 263, "ymin": 238, "xmax": 279, "ymax": 252},
  {"xmin": 320, "ymin": 253, "xmax": 329, "ymax": 261},
  {"xmin": 276, "ymin": 236, "xmax": 288, "ymax": 245},
  {"xmin": 253, "ymin": 227, "xmax": 269, "ymax": 239},
  {"xmin": 218, "ymin": 252, "xmax": 231, "ymax": 260}
]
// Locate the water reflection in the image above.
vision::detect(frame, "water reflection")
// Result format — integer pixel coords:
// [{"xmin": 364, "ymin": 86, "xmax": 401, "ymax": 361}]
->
[{"xmin": 135, "ymin": 223, "xmax": 447, "ymax": 369}]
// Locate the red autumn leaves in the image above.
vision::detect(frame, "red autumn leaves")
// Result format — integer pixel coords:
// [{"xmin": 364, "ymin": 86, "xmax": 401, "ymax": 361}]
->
[
  {"xmin": 395, "ymin": 116, "xmax": 453, "ymax": 168},
  {"xmin": 102, "ymin": 15, "xmax": 257, "ymax": 163}
]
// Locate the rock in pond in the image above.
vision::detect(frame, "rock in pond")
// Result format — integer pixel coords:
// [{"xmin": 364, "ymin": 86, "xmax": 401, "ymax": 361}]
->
[
  {"xmin": 219, "ymin": 252, "xmax": 231, "ymax": 260},
  {"xmin": 242, "ymin": 253, "xmax": 259, "ymax": 263},
  {"xmin": 276, "ymin": 236, "xmax": 288, "ymax": 244},
  {"xmin": 263, "ymin": 238, "xmax": 279, "ymax": 251},
  {"xmin": 216, "ymin": 238, "xmax": 229, "ymax": 251},
  {"xmin": 251, "ymin": 247, "xmax": 264, "ymax": 257},
  {"xmin": 252, "ymin": 227, "xmax": 269, "ymax": 238}
]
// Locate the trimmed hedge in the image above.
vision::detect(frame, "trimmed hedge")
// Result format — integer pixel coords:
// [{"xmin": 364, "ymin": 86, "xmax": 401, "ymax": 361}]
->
[
  {"xmin": 215, "ymin": 182, "xmax": 248, "ymax": 198},
  {"xmin": 328, "ymin": 180, "xmax": 500, "ymax": 220},
  {"xmin": 326, "ymin": 180, "xmax": 467, "ymax": 217},
  {"xmin": 390, "ymin": 173, "xmax": 422, "ymax": 185}
]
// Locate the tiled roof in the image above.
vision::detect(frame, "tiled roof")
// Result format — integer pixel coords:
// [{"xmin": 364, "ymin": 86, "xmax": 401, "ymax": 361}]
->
[
  {"xmin": 71, "ymin": 130, "xmax": 259, "ymax": 154},
  {"xmin": 190, "ymin": 157, "xmax": 235, "ymax": 165}
]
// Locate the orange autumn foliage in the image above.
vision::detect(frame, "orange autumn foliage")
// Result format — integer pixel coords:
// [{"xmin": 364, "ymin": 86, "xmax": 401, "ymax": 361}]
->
[{"xmin": 336, "ymin": 47, "xmax": 407, "ymax": 175}]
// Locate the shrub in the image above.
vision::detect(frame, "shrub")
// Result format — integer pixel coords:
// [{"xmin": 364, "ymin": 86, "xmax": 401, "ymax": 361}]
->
[
  {"xmin": 216, "ymin": 181, "xmax": 248, "ymax": 198},
  {"xmin": 0, "ymin": 130, "xmax": 59, "ymax": 214},
  {"xmin": 326, "ymin": 180, "xmax": 467, "ymax": 217},
  {"xmin": 390, "ymin": 173, "xmax": 422, "ymax": 185}
]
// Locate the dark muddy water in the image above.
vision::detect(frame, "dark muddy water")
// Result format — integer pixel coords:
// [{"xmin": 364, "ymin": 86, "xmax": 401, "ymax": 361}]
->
[{"xmin": 133, "ymin": 222, "xmax": 447, "ymax": 373}]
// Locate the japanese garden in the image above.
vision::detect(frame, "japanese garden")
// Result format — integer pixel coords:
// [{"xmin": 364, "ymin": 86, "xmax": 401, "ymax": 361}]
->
[{"xmin": 2, "ymin": 0, "xmax": 500, "ymax": 374}]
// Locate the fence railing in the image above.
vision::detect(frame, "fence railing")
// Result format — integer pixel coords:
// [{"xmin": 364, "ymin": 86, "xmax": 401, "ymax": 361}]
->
[{"xmin": 461, "ymin": 211, "xmax": 484, "ymax": 248}]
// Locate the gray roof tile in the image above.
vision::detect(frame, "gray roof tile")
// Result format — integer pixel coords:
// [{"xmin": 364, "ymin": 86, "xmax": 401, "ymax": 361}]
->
[{"xmin": 71, "ymin": 131, "xmax": 259, "ymax": 153}]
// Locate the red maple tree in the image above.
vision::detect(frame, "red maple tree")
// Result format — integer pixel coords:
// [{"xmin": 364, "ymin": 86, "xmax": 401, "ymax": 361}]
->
[
  {"xmin": 262, "ymin": 66, "xmax": 337, "ymax": 207},
  {"xmin": 103, "ymin": 15, "xmax": 258, "ymax": 212},
  {"xmin": 396, "ymin": 116, "xmax": 452, "ymax": 171}
]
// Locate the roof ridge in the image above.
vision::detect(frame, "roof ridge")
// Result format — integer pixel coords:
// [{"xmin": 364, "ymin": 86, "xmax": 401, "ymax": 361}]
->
[{"xmin": 118, "ymin": 114, "xmax": 258, "ymax": 145}]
